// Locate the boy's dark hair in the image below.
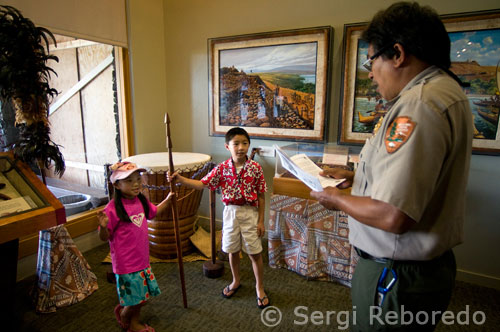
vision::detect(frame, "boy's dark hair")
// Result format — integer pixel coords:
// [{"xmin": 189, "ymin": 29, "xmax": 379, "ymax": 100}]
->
[
  {"xmin": 113, "ymin": 187, "xmax": 150, "ymax": 223},
  {"xmin": 361, "ymin": 2, "xmax": 468, "ymax": 86},
  {"xmin": 225, "ymin": 127, "xmax": 250, "ymax": 144}
]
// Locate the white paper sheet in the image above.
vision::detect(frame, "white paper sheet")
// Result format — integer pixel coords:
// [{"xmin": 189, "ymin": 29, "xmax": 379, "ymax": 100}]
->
[
  {"xmin": 274, "ymin": 145, "xmax": 345, "ymax": 192},
  {"xmin": 0, "ymin": 196, "xmax": 33, "ymax": 217},
  {"xmin": 0, "ymin": 173, "xmax": 21, "ymax": 199}
]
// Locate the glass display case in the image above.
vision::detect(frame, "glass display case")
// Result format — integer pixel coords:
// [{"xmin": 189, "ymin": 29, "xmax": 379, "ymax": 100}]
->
[
  {"xmin": 0, "ymin": 151, "xmax": 66, "ymax": 323},
  {"xmin": 275, "ymin": 142, "xmax": 353, "ymax": 176},
  {"xmin": 269, "ymin": 143, "xmax": 358, "ymax": 284},
  {"xmin": 0, "ymin": 152, "xmax": 65, "ymax": 239},
  {"xmin": 273, "ymin": 143, "xmax": 356, "ymax": 199},
  {"xmin": 0, "ymin": 152, "xmax": 66, "ymax": 300},
  {"xmin": 1, "ymin": 156, "xmax": 50, "ymax": 218}
]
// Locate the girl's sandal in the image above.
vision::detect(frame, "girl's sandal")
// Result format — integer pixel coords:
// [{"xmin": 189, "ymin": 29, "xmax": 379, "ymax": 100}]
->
[
  {"xmin": 114, "ymin": 304, "xmax": 129, "ymax": 329},
  {"xmin": 127, "ymin": 324, "xmax": 155, "ymax": 332}
]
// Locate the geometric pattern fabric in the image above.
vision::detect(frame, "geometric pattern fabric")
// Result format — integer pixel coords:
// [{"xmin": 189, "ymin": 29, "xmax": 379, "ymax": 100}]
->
[{"xmin": 268, "ymin": 194, "xmax": 357, "ymax": 287}]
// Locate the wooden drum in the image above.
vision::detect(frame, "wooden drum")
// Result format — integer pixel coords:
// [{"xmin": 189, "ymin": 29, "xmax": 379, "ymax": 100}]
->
[{"xmin": 124, "ymin": 152, "xmax": 213, "ymax": 259}]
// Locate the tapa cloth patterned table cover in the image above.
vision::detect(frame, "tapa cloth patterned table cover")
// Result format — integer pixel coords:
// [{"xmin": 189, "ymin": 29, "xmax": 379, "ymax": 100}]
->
[
  {"xmin": 268, "ymin": 194, "xmax": 357, "ymax": 287},
  {"xmin": 32, "ymin": 224, "xmax": 98, "ymax": 313}
]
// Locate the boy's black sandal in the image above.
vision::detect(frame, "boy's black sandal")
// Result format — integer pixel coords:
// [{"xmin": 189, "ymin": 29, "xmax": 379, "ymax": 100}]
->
[
  {"xmin": 221, "ymin": 284, "xmax": 241, "ymax": 298},
  {"xmin": 257, "ymin": 295, "xmax": 270, "ymax": 309}
]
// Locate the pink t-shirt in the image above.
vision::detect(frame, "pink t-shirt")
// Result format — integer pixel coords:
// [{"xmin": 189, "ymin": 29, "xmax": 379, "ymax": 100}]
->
[{"xmin": 104, "ymin": 196, "xmax": 157, "ymax": 274}]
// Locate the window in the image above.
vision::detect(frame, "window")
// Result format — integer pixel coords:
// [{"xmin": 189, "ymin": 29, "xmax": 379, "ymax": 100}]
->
[{"xmin": 44, "ymin": 34, "xmax": 133, "ymax": 215}]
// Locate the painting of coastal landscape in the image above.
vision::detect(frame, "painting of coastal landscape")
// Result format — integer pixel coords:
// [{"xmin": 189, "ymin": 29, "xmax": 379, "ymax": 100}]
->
[
  {"xmin": 444, "ymin": 11, "xmax": 500, "ymax": 154},
  {"xmin": 450, "ymin": 29, "xmax": 499, "ymax": 140},
  {"xmin": 209, "ymin": 27, "xmax": 332, "ymax": 141},
  {"xmin": 352, "ymin": 39, "xmax": 386, "ymax": 135},
  {"xmin": 339, "ymin": 24, "xmax": 381, "ymax": 145},
  {"xmin": 340, "ymin": 12, "xmax": 500, "ymax": 154}
]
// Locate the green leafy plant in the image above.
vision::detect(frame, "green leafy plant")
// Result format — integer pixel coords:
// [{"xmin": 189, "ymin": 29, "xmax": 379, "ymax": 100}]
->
[{"xmin": 0, "ymin": 5, "xmax": 65, "ymax": 178}]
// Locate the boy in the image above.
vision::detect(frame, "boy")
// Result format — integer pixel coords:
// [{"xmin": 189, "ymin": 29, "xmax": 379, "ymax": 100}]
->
[{"xmin": 168, "ymin": 127, "xmax": 269, "ymax": 309}]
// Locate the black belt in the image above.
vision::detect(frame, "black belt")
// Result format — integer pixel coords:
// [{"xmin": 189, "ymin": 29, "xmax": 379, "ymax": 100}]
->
[
  {"xmin": 355, "ymin": 247, "xmax": 392, "ymax": 264},
  {"xmin": 355, "ymin": 247, "xmax": 453, "ymax": 266}
]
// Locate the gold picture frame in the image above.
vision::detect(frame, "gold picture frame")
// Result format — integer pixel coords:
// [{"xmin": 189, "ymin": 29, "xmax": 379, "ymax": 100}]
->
[
  {"xmin": 208, "ymin": 26, "xmax": 332, "ymax": 141},
  {"xmin": 338, "ymin": 10, "xmax": 500, "ymax": 155}
]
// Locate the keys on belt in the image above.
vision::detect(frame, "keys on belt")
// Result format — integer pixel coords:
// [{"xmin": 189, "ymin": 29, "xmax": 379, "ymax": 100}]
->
[
  {"xmin": 376, "ymin": 267, "xmax": 397, "ymax": 307},
  {"xmin": 354, "ymin": 247, "xmax": 398, "ymax": 307}
]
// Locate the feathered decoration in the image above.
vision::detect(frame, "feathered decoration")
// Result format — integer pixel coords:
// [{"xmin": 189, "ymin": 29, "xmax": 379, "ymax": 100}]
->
[
  {"xmin": 13, "ymin": 122, "xmax": 65, "ymax": 176},
  {"xmin": 0, "ymin": 5, "xmax": 65, "ymax": 178}
]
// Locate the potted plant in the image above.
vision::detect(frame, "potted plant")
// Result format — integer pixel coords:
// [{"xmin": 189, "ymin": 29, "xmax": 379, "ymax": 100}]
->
[{"xmin": 0, "ymin": 5, "xmax": 65, "ymax": 182}]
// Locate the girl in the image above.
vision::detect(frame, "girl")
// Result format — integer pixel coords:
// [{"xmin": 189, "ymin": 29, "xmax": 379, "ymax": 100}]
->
[{"xmin": 98, "ymin": 161, "xmax": 171, "ymax": 332}]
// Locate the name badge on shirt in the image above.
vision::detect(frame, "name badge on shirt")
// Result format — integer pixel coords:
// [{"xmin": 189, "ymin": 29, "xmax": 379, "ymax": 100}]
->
[{"xmin": 385, "ymin": 116, "xmax": 416, "ymax": 153}]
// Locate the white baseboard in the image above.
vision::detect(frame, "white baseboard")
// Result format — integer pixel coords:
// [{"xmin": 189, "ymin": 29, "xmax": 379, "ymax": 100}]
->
[
  {"xmin": 16, "ymin": 230, "xmax": 103, "ymax": 282},
  {"xmin": 456, "ymin": 269, "xmax": 500, "ymax": 290}
]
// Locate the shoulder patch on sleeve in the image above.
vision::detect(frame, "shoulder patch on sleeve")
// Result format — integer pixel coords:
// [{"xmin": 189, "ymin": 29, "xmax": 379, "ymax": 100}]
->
[{"xmin": 385, "ymin": 116, "xmax": 416, "ymax": 153}]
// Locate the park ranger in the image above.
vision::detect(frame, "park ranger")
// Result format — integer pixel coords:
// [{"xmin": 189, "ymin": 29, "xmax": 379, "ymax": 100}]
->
[{"xmin": 311, "ymin": 2, "xmax": 473, "ymax": 331}]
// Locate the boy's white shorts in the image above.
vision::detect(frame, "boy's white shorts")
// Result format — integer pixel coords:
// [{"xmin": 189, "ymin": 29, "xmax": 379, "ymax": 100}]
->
[{"xmin": 222, "ymin": 205, "xmax": 262, "ymax": 255}]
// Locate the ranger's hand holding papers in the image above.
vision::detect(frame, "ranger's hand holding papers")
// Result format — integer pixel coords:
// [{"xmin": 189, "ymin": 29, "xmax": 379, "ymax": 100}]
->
[{"xmin": 274, "ymin": 145, "xmax": 349, "ymax": 192}]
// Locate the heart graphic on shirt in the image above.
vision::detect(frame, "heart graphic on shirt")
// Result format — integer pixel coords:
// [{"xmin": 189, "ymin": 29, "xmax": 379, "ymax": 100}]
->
[{"xmin": 130, "ymin": 213, "xmax": 145, "ymax": 227}]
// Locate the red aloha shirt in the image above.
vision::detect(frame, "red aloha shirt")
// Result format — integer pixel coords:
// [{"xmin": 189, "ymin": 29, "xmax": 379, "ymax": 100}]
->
[{"xmin": 201, "ymin": 158, "xmax": 267, "ymax": 206}]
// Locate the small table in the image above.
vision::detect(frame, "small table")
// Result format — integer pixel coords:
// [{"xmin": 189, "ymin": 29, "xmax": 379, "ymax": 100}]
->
[{"xmin": 268, "ymin": 177, "xmax": 357, "ymax": 287}]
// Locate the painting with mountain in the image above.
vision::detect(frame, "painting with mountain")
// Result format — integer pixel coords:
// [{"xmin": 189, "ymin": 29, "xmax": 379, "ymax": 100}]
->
[{"xmin": 209, "ymin": 27, "xmax": 332, "ymax": 141}]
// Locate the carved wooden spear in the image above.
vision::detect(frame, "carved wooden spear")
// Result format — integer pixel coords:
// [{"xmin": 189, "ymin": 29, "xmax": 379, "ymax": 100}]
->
[{"xmin": 165, "ymin": 113, "xmax": 188, "ymax": 308}]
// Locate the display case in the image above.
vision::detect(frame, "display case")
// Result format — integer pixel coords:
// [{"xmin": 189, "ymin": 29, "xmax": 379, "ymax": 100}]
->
[
  {"xmin": 273, "ymin": 142, "xmax": 355, "ymax": 199},
  {"xmin": 0, "ymin": 152, "xmax": 65, "ymax": 244},
  {"xmin": 269, "ymin": 143, "xmax": 358, "ymax": 285},
  {"xmin": 0, "ymin": 151, "xmax": 66, "ymax": 312},
  {"xmin": 0, "ymin": 152, "xmax": 66, "ymax": 303}
]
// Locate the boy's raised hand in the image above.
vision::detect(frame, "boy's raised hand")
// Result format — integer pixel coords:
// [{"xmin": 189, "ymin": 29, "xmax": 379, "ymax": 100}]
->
[{"xmin": 167, "ymin": 171, "xmax": 179, "ymax": 183}]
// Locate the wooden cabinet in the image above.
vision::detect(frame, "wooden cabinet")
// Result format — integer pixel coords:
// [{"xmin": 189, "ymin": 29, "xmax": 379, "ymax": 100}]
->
[
  {"xmin": 269, "ymin": 147, "xmax": 355, "ymax": 285},
  {"xmin": 0, "ymin": 151, "xmax": 65, "ymax": 244},
  {"xmin": 0, "ymin": 151, "xmax": 66, "ymax": 314}
]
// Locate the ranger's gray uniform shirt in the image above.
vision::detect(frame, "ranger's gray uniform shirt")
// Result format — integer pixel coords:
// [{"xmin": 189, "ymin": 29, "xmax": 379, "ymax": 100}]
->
[{"xmin": 349, "ymin": 66, "xmax": 473, "ymax": 260}]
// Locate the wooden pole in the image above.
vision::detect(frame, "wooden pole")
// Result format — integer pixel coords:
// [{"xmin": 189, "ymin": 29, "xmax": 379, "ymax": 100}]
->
[
  {"xmin": 165, "ymin": 113, "xmax": 188, "ymax": 308},
  {"xmin": 202, "ymin": 187, "xmax": 224, "ymax": 278},
  {"xmin": 210, "ymin": 190, "xmax": 216, "ymax": 263}
]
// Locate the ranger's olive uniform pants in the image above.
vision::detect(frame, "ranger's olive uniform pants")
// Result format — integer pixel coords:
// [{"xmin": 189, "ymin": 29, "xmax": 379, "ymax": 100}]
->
[{"xmin": 350, "ymin": 249, "xmax": 456, "ymax": 331}]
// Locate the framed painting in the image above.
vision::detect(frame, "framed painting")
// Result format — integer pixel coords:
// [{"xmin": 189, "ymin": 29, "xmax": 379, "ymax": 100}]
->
[
  {"xmin": 338, "ymin": 23, "xmax": 373, "ymax": 145},
  {"xmin": 338, "ymin": 10, "xmax": 500, "ymax": 154},
  {"xmin": 208, "ymin": 26, "xmax": 332, "ymax": 141}
]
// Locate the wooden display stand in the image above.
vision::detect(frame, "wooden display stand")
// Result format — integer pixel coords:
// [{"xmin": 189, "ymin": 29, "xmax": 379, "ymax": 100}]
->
[
  {"xmin": 269, "ymin": 174, "xmax": 355, "ymax": 286},
  {"xmin": 273, "ymin": 176, "xmax": 314, "ymax": 200},
  {"xmin": 0, "ymin": 152, "xmax": 66, "ymax": 243},
  {"xmin": 273, "ymin": 174, "xmax": 351, "ymax": 199},
  {"xmin": 0, "ymin": 151, "xmax": 66, "ymax": 327}
]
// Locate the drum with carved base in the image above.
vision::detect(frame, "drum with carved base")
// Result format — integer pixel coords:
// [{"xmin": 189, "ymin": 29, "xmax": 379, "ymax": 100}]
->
[{"xmin": 124, "ymin": 152, "xmax": 212, "ymax": 259}]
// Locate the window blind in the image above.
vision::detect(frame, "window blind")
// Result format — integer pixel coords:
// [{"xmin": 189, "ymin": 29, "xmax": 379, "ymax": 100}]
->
[{"xmin": 2, "ymin": 0, "xmax": 128, "ymax": 48}]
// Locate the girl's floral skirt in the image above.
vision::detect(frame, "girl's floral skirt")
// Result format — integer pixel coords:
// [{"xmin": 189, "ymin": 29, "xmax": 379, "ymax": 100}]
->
[{"xmin": 115, "ymin": 266, "xmax": 161, "ymax": 306}]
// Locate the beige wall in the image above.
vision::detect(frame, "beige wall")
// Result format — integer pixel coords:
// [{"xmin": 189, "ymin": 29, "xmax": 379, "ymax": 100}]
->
[
  {"xmin": 127, "ymin": 0, "xmax": 500, "ymax": 288},
  {"xmin": 127, "ymin": 0, "xmax": 168, "ymax": 154}
]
